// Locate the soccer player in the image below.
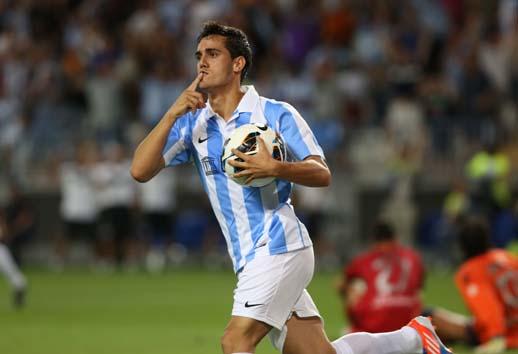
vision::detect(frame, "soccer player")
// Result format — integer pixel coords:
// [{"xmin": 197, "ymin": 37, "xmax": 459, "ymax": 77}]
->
[
  {"xmin": 0, "ymin": 209, "xmax": 27, "ymax": 308},
  {"xmin": 338, "ymin": 220, "xmax": 425, "ymax": 333},
  {"xmin": 131, "ymin": 21, "xmax": 451, "ymax": 354},
  {"xmin": 429, "ymin": 217, "xmax": 518, "ymax": 354}
]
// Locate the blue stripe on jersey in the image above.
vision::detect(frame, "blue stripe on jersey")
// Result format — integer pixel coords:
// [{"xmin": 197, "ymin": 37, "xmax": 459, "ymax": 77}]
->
[
  {"xmin": 235, "ymin": 112, "xmax": 251, "ymax": 126},
  {"xmin": 263, "ymin": 101, "xmax": 279, "ymax": 133},
  {"xmin": 206, "ymin": 119, "xmax": 242, "ymax": 268},
  {"xmin": 268, "ymin": 214, "xmax": 287, "ymax": 253},
  {"xmin": 235, "ymin": 113, "xmax": 265, "ymax": 263},
  {"xmin": 243, "ymin": 187, "xmax": 264, "ymax": 262},
  {"xmin": 169, "ymin": 146, "xmax": 191, "ymax": 166},
  {"xmin": 275, "ymin": 179, "xmax": 292, "ymax": 204},
  {"xmin": 295, "ymin": 215, "xmax": 306, "ymax": 247},
  {"xmin": 263, "ymin": 101, "xmax": 312, "ymax": 161}
]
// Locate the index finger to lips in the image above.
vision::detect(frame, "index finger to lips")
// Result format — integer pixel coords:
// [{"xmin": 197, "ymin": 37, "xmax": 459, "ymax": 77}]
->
[{"xmin": 187, "ymin": 72, "xmax": 203, "ymax": 91}]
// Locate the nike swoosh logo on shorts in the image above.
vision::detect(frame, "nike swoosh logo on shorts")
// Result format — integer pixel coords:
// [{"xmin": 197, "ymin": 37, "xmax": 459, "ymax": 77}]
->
[
  {"xmin": 198, "ymin": 136, "xmax": 210, "ymax": 143},
  {"xmin": 244, "ymin": 301, "xmax": 263, "ymax": 308}
]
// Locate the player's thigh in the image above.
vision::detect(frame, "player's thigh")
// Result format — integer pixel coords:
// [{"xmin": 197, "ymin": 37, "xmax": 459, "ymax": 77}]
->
[
  {"xmin": 233, "ymin": 247, "xmax": 315, "ymax": 331},
  {"xmin": 283, "ymin": 315, "xmax": 335, "ymax": 354},
  {"xmin": 222, "ymin": 315, "xmax": 272, "ymax": 347}
]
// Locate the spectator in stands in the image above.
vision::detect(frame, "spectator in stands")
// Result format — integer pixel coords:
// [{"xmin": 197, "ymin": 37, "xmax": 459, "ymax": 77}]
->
[
  {"xmin": 56, "ymin": 141, "xmax": 100, "ymax": 270},
  {"xmin": 466, "ymin": 142, "xmax": 511, "ymax": 215},
  {"xmin": 465, "ymin": 142, "xmax": 515, "ymax": 248},
  {"xmin": 138, "ymin": 168, "xmax": 176, "ymax": 273},
  {"xmin": 94, "ymin": 142, "xmax": 138, "ymax": 270}
]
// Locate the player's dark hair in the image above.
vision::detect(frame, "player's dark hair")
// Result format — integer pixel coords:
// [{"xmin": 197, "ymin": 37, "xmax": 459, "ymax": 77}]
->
[
  {"xmin": 197, "ymin": 21, "xmax": 252, "ymax": 83},
  {"xmin": 372, "ymin": 220, "xmax": 395, "ymax": 242},
  {"xmin": 458, "ymin": 217, "xmax": 492, "ymax": 260}
]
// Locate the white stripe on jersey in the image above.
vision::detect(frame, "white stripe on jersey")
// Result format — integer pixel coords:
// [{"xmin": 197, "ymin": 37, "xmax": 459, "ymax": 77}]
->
[
  {"xmin": 163, "ymin": 139, "xmax": 187, "ymax": 166},
  {"xmin": 275, "ymin": 204, "xmax": 308, "ymax": 252}
]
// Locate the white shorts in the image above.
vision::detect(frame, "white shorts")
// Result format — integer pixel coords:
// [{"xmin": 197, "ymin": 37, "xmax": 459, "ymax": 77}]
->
[{"xmin": 231, "ymin": 246, "xmax": 322, "ymax": 351}]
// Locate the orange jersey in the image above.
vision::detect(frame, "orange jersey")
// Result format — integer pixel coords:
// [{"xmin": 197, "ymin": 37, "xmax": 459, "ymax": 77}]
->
[{"xmin": 455, "ymin": 249, "xmax": 518, "ymax": 348}]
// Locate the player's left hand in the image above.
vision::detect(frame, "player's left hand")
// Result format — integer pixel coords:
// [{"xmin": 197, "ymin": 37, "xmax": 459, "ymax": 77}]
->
[{"xmin": 230, "ymin": 137, "xmax": 279, "ymax": 184}]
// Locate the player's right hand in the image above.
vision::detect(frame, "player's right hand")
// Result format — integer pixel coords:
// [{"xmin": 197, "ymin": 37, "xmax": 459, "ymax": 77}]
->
[{"xmin": 168, "ymin": 73, "xmax": 206, "ymax": 117}]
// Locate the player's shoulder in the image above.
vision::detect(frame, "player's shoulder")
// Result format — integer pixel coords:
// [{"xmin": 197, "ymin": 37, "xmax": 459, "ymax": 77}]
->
[
  {"xmin": 486, "ymin": 249, "xmax": 518, "ymax": 270},
  {"xmin": 174, "ymin": 109, "xmax": 208, "ymax": 132},
  {"xmin": 455, "ymin": 253, "xmax": 489, "ymax": 282},
  {"xmin": 349, "ymin": 249, "xmax": 378, "ymax": 268},
  {"xmin": 184, "ymin": 109, "xmax": 207, "ymax": 123},
  {"xmin": 398, "ymin": 245, "xmax": 423, "ymax": 260},
  {"xmin": 260, "ymin": 96, "xmax": 300, "ymax": 117},
  {"xmin": 488, "ymin": 248, "xmax": 515, "ymax": 261}
]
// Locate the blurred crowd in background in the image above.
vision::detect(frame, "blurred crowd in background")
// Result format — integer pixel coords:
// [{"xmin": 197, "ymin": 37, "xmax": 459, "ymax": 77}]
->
[{"xmin": 0, "ymin": 0, "xmax": 518, "ymax": 272}]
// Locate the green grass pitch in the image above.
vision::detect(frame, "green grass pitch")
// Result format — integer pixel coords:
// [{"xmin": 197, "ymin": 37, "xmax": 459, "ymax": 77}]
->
[{"xmin": 1, "ymin": 269, "xmax": 517, "ymax": 354}]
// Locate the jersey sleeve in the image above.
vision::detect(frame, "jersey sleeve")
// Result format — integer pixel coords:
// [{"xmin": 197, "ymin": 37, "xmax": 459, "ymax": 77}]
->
[
  {"xmin": 455, "ymin": 267, "xmax": 506, "ymax": 341},
  {"xmin": 277, "ymin": 103, "xmax": 325, "ymax": 161},
  {"xmin": 162, "ymin": 113, "xmax": 193, "ymax": 167}
]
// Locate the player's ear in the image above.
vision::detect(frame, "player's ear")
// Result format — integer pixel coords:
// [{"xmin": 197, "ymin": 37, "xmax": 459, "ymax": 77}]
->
[{"xmin": 233, "ymin": 56, "xmax": 246, "ymax": 75}]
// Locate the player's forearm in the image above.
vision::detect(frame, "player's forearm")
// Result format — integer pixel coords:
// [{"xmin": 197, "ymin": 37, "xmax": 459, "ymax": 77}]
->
[
  {"xmin": 272, "ymin": 159, "xmax": 331, "ymax": 187},
  {"xmin": 130, "ymin": 111, "xmax": 178, "ymax": 182}
]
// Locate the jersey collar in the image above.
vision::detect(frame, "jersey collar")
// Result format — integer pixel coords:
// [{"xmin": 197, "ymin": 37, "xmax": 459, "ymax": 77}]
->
[{"xmin": 204, "ymin": 85, "xmax": 260, "ymax": 122}]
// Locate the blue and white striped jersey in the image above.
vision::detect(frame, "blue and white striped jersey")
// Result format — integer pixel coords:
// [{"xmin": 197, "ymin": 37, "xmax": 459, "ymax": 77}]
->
[{"xmin": 162, "ymin": 86, "xmax": 325, "ymax": 272}]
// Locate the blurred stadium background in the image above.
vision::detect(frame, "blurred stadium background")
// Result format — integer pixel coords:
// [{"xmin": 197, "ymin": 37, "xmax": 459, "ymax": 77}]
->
[{"xmin": 0, "ymin": 0, "xmax": 518, "ymax": 353}]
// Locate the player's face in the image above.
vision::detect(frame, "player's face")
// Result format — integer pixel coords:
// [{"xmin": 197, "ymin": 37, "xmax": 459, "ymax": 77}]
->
[{"xmin": 195, "ymin": 35, "xmax": 239, "ymax": 91}]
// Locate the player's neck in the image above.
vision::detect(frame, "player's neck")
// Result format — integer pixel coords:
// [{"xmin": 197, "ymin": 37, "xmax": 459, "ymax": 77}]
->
[
  {"xmin": 208, "ymin": 82, "xmax": 245, "ymax": 121},
  {"xmin": 373, "ymin": 240, "xmax": 398, "ymax": 251}
]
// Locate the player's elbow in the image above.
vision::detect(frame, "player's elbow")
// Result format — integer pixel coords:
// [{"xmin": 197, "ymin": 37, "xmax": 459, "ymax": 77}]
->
[
  {"xmin": 318, "ymin": 169, "xmax": 331, "ymax": 187},
  {"xmin": 130, "ymin": 164, "xmax": 152, "ymax": 183},
  {"xmin": 308, "ymin": 157, "xmax": 331, "ymax": 187}
]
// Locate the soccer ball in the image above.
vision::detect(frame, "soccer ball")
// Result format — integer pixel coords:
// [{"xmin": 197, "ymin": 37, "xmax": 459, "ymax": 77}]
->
[{"xmin": 221, "ymin": 123, "xmax": 286, "ymax": 187}]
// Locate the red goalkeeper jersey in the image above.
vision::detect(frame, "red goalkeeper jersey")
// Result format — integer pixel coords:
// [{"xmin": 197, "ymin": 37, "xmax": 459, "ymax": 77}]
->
[{"xmin": 345, "ymin": 242, "xmax": 425, "ymax": 333}]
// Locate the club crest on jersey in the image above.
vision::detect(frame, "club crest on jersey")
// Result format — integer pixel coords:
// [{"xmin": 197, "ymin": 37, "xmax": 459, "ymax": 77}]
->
[{"xmin": 201, "ymin": 156, "xmax": 220, "ymax": 176}]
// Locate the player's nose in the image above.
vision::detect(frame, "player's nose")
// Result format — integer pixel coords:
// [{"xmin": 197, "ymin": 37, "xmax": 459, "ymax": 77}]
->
[{"xmin": 199, "ymin": 56, "xmax": 209, "ymax": 68}]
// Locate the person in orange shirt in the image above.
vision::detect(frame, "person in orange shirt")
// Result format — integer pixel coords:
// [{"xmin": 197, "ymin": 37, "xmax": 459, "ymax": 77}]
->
[{"xmin": 432, "ymin": 217, "xmax": 518, "ymax": 354}]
